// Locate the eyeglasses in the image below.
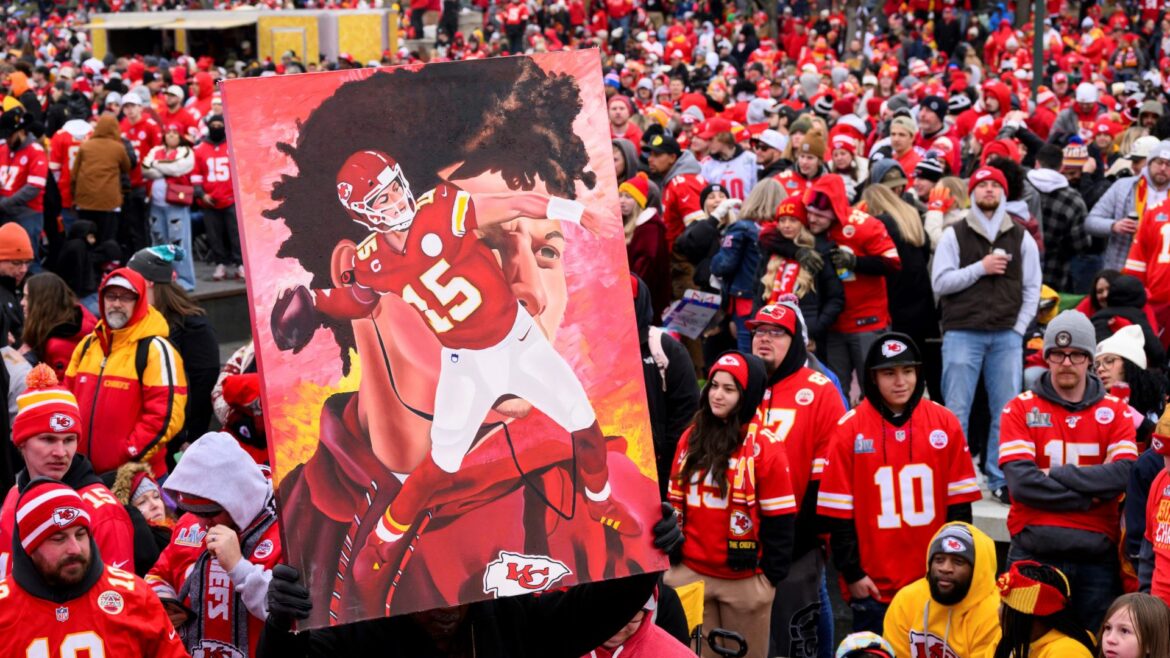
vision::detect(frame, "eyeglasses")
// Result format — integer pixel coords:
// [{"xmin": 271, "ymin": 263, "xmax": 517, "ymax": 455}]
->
[
  {"xmin": 1046, "ymin": 350, "xmax": 1090, "ymax": 366},
  {"xmin": 103, "ymin": 290, "xmax": 139, "ymax": 303},
  {"xmin": 1094, "ymin": 355, "xmax": 1120, "ymax": 370},
  {"xmin": 752, "ymin": 327, "xmax": 788, "ymax": 338}
]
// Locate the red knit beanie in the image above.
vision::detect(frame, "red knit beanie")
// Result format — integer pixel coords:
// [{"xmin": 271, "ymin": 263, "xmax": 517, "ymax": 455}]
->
[
  {"xmin": 968, "ymin": 167, "xmax": 1008, "ymax": 195},
  {"xmin": 619, "ymin": 172, "xmax": 650, "ymax": 209},
  {"xmin": 17, "ymin": 479, "xmax": 91, "ymax": 554},
  {"xmin": 708, "ymin": 352, "xmax": 750, "ymax": 390},
  {"xmin": 12, "ymin": 364, "xmax": 82, "ymax": 447}
]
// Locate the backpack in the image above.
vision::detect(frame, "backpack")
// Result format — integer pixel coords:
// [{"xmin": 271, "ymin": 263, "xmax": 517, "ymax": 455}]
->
[{"xmin": 75, "ymin": 334, "xmax": 159, "ymax": 384}]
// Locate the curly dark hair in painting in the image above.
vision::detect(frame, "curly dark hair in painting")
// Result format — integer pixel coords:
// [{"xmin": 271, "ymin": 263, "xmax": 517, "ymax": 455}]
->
[{"xmin": 264, "ymin": 57, "xmax": 598, "ymax": 370}]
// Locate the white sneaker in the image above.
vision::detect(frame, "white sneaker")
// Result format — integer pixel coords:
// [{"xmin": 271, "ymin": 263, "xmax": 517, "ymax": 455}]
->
[
  {"xmin": 236, "ymin": 264, "xmax": 246, "ymax": 281},
  {"xmin": 212, "ymin": 264, "xmax": 226, "ymax": 281}
]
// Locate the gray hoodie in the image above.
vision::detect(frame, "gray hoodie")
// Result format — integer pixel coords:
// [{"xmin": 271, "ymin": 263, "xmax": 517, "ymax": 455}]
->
[
  {"xmin": 164, "ymin": 431, "xmax": 275, "ymax": 620},
  {"xmin": 656, "ymin": 149, "xmax": 702, "ymax": 188}
]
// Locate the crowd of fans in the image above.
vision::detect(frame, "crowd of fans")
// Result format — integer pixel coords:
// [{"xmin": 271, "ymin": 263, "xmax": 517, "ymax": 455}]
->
[{"xmin": 2, "ymin": 0, "xmax": 1170, "ymax": 656}]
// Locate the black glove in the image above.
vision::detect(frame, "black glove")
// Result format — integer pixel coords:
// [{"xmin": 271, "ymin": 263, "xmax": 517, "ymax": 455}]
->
[
  {"xmin": 758, "ymin": 229, "xmax": 799, "ymax": 259},
  {"xmin": 267, "ymin": 563, "xmax": 313, "ymax": 632},
  {"xmin": 652, "ymin": 502, "xmax": 684, "ymax": 562},
  {"xmin": 270, "ymin": 286, "xmax": 320, "ymax": 353},
  {"xmin": 829, "ymin": 248, "xmax": 857, "ymax": 271},
  {"xmin": 795, "ymin": 247, "xmax": 824, "ymax": 275}
]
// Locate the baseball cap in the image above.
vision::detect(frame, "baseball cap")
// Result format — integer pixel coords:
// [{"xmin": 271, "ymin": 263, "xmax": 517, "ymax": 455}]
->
[
  {"xmin": 745, "ymin": 304, "xmax": 798, "ymax": 334},
  {"xmin": 753, "ymin": 129, "xmax": 787, "ymax": 152},
  {"xmin": 102, "ymin": 275, "xmax": 139, "ymax": 295},
  {"xmin": 104, "ymin": 91, "xmax": 122, "ymax": 107},
  {"xmin": 646, "ymin": 133, "xmax": 682, "ymax": 156},
  {"xmin": 868, "ymin": 333, "xmax": 922, "ymax": 369},
  {"xmin": 120, "ymin": 93, "xmax": 142, "ymax": 107},
  {"xmin": 697, "ymin": 117, "xmax": 732, "ymax": 140},
  {"xmin": 1150, "ymin": 140, "xmax": 1170, "ymax": 164},
  {"xmin": 0, "ymin": 109, "xmax": 29, "ymax": 140},
  {"xmin": 164, "ymin": 84, "xmax": 185, "ymax": 99},
  {"xmin": 1075, "ymin": 82, "xmax": 1099, "ymax": 104}
]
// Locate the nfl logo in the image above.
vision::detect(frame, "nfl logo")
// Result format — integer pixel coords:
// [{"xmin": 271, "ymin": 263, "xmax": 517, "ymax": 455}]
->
[{"xmin": 55, "ymin": 606, "xmax": 69, "ymax": 622}]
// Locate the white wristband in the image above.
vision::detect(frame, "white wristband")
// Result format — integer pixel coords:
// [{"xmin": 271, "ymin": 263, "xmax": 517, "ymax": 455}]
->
[{"xmin": 546, "ymin": 196, "xmax": 585, "ymax": 224}]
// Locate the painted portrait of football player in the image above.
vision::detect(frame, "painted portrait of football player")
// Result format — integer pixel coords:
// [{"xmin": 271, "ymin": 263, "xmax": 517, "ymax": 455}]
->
[{"xmin": 226, "ymin": 54, "xmax": 662, "ymax": 626}]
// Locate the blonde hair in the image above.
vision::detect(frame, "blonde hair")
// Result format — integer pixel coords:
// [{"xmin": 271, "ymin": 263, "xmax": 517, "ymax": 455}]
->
[
  {"xmin": 939, "ymin": 176, "xmax": 970, "ymax": 210},
  {"xmin": 862, "ymin": 184, "xmax": 926, "ymax": 248},
  {"xmin": 739, "ymin": 178, "xmax": 788, "ymax": 223},
  {"xmin": 760, "ymin": 225, "xmax": 816, "ymax": 298}
]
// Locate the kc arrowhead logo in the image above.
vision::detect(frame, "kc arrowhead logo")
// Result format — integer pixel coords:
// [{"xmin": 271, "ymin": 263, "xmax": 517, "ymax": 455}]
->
[{"xmin": 483, "ymin": 551, "xmax": 571, "ymax": 598}]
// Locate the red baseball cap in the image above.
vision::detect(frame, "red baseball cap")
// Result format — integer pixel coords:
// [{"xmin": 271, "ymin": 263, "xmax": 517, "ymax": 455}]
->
[
  {"xmin": 697, "ymin": 117, "xmax": 733, "ymax": 140},
  {"xmin": 745, "ymin": 304, "xmax": 798, "ymax": 335}
]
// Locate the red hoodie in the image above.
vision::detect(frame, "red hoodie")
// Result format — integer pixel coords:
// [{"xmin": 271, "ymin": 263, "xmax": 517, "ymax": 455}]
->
[
  {"xmin": 185, "ymin": 72, "xmax": 215, "ymax": 122},
  {"xmin": 806, "ymin": 175, "xmax": 900, "ymax": 334}
]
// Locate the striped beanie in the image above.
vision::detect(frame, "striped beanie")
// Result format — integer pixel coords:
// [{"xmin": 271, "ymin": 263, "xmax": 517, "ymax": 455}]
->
[
  {"xmin": 16, "ymin": 479, "xmax": 91, "ymax": 554},
  {"xmin": 13, "ymin": 364, "xmax": 82, "ymax": 447}
]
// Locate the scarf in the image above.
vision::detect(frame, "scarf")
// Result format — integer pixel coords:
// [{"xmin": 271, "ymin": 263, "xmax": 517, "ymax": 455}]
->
[
  {"xmin": 725, "ymin": 431, "xmax": 762, "ymax": 568},
  {"xmin": 178, "ymin": 497, "xmax": 277, "ymax": 657},
  {"xmin": 969, "ymin": 200, "xmax": 1007, "ymax": 241},
  {"xmin": 766, "ymin": 255, "xmax": 802, "ymax": 304}
]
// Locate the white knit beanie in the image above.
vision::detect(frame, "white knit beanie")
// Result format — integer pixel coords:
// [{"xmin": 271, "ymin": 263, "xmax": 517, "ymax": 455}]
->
[{"xmin": 1095, "ymin": 324, "xmax": 1147, "ymax": 370}]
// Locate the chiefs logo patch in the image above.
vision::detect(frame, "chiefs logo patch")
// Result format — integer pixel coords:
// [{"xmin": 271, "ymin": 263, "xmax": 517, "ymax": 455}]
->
[
  {"xmin": 717, "ymin": 354, "xmax": 742, "ymax": 368},
  {"xmin": 942, "ymin": 537, "xmax": 966, "ymax": 553},
  {"xmin": 253, "ymin": 539, "xmax": 274, "ymax": 560},
  {"xmin": 795, "ymin": 388, "xmax": 814, "ymax": 406},
  {"xmin": 1095, "ymin": 407, "xmax": 1115, "ymax": 424},
  {"xmin": 929, "ymin": 430, "xmax": 948, "ymax": 449},
  {"xmin": 48, "ymin": 413, "xmax": 75, "ymax": 432},
  {"xmin": 842, "ymin": 225, "xmax": 856, "ymax": 238},
  {"xmin": 730, "ymin": 510, "xmax": 753, "ymax": 537},
  {"xmin": 193, "ymin": 640, "xmax": 245, "ymax": 658},
  {"xmin": 51, "ymin": 506, "xmax": 83, "ymax": 527},
  {"xmin": 98, "ymin": 590, "xmax": 124, "ymax": 615},
  {"xmin": 881, "ymin": 340, "xmax": 907, "ymax": 358},
  {"xmin": 483, "ymin": 551, "xmax": 571, "ymax": 598}
]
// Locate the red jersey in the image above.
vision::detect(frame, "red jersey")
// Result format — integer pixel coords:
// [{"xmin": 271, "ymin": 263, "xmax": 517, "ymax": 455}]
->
[
  {"xmin": 817, "ymin": 400, "xmax": 981, "ymax": 602},
  {"xmin": 998, "ymin": 391, "xmax": 1138, "ymax": 543},
  {"xmin": 1123, "ymin": 200, "xmax": 1170, "ymax": 305},
  {"xmin": 660, "ymin": 173, "xmax": 706, "ymax": 248},
  {"xmin": 190, "ymin": 141, "xmax": 234, "ymax": 208},
  {"xmin": 0, "ymin": 140, "xmax": 48, "ymax": 212},
  {"xmin": 157, "ymin": 104, "xmax": 199, "ymax": 141},
  {"xmin": 772, "ymin": 170, "xmax": 811, "ymax": 199},
  {"xmin": 668, "ymin": 426, "xmax": 797, "ymax": 580},
  {"xmin": 0, "ymin": 481, "xmax": 135, "ymax": 577},
  {"xmin": 501, "ymin": 1, "xmax": 529, "ymax": 24},
  {"xmin": 0, "ymin": 563, "xmax": 189, "ymax": 658},
  {"xmin": 748, "ymin": 366, "xmax": 846, "ymax": 504},
  {"xmin": 324, "ymin": 181, "xmax": 519, "ymax": 350},
  {"xmin": 827, "ymin": 209, "xmax": 900, "ymax": 334},
  {"xmin": 48, "ymin": 129, "xmax": 84, "ymax": 209},
  {"xmin": 147, "ymin": 513, "xmax": 282, "ymax": 658},
  {"xmin": 120, "ymin": 116, "xmax": 162, "ymax": 189},
  {"xmin": 1146, "ymin": 468, "xmax": 1170, "ymax": 607}
]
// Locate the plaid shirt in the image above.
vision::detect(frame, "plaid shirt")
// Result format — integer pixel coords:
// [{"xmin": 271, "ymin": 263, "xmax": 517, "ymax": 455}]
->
[{"xmin": 1037, "ymin": 183, "xmax": 1090, "ymax": 291}]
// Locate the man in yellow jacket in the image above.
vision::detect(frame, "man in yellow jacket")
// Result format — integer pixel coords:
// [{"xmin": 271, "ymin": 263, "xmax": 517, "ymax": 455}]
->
[
  {"xmin": 883, "ymin": 522, "xmax": 1001, "ymax": 658},
  {"xmin": 65, "ymin": 267, "xmax": 186, "ymax": 477}
]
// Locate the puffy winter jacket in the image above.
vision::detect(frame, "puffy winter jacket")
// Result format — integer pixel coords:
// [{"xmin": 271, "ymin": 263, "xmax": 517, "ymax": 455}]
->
[
  {"xmin": 65, "ymin": 268, "xmax": 187, "ymax": 477},
  {"xmin": 709, "ymin": 219, "xmax": 761, "ymax": 301}
]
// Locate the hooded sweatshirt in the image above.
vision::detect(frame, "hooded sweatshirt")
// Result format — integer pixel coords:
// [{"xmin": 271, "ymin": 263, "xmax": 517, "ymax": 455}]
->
[
  {"xmin": 999, "ymin": 370, "xmax": 1137, "ymax": 557},
  {"xmin": 72, "ymin": 114, "xmax": 132, "ymax": 211},
  {"xmin": 656, "ymin": 150, "xmax": 705, "ymax": 246},
  {"xmin": 670, "ymin": 353, "xmax": 797, "ymax": 583},
  {"xmin": 150, "ymin": 431, "xmax": 280, "ymax": 658},
  {"xmin": 807, "ymin": 175, "xmax": 901, "ymax": 334},
  {"xmin": 818, "ymin": 334, "xmax": 981, "ymax": 602},
  {"xmin": 65, "ymin": 268, "xmax": 187, "ymax": 477},
  {"xmin": 883, "ymin": 522, "xmax": 1001, "ymax": 658},
  {"xmin": 584, "ymin": 602, "xmax": 693, "ymax": 658}
]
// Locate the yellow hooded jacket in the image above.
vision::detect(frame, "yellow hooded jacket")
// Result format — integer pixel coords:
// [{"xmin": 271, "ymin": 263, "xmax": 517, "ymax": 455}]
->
[
  {"xmin": 1026, "ymin": 628, "xmax": 1094, "ymax": 658},
  {"xmin": 884, "ymin": 522, "xmax": 1001, "ymax": 658}
]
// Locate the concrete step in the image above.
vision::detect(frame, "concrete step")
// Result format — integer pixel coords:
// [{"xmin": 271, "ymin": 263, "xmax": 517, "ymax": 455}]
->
[{"xmin": 191, "ymin": 262, "xmax": 252, "ymax": 347}]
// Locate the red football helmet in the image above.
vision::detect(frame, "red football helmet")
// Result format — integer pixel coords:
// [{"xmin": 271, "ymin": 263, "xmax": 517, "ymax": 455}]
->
[{"xmin": 336, "ymin": 150, "xmax": 417, "ymax": 232}]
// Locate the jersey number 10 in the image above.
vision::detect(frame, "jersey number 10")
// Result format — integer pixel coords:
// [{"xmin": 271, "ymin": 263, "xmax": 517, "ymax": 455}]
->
[
  {"xmin": 26, "ymin": 632, "xmax": 104, "ymax": 658},
  {"xmin": 874, "ymin": 464, "xmax": 936, "ymax": 529}
]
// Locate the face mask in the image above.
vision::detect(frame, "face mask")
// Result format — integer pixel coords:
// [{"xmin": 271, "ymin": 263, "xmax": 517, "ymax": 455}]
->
[{"xmin": 208, "ymin": 125, "xmax": 226, "ymax": 142}]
